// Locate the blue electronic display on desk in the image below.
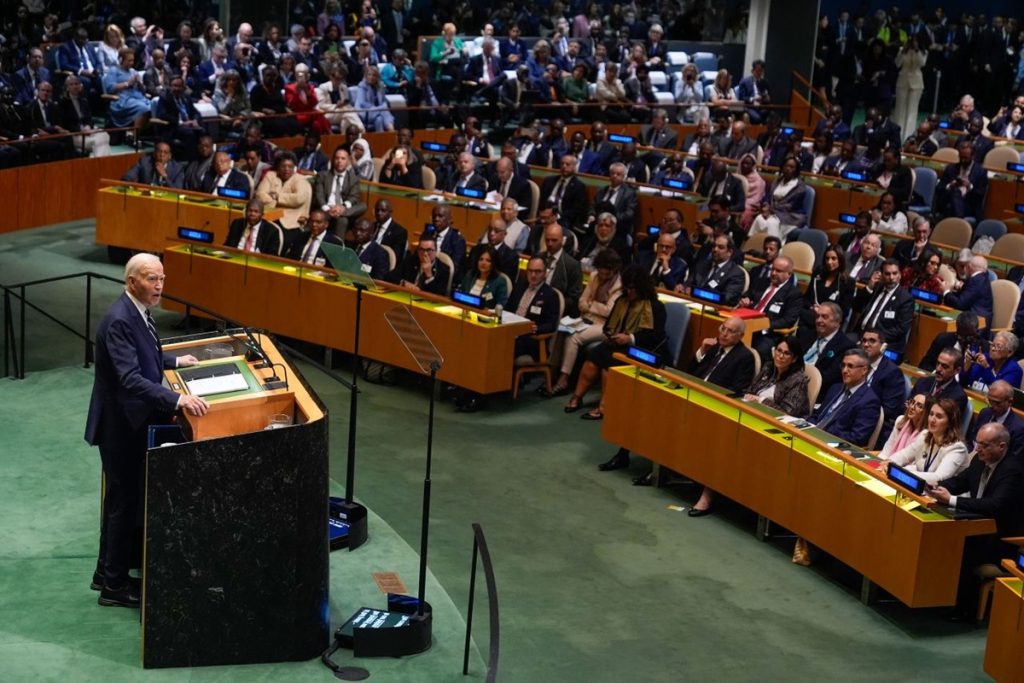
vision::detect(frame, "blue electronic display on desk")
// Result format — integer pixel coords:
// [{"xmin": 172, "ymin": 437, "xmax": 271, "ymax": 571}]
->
[
  {"xmin": 886, "ymin": 463, "xmax": 926, "ymax": 496},
  {"xmin": 690, "ymin": 287, "xmax": 722, "ymax": 304},
  {"xmin": 217, "ymin": 186, "xmax": 249, "ymax": 200},
  {"xmin": 421, "ymin": 141, "xmax": 448, "ymax": 153},
  {"xmin": 452, "ymin": 291, "xmax": 482, "ymax": 307},
  {"xmin": 661, "ymin": 177, "xmax": 691, "ymax": 191},
  {"xmin": 838, "ymin": 212, "xmax": 856, "ymax": 224},
  {"xmin": 178, "ymin": 225, "xmax": 214, "ymax": 243},
  {"xmin": 608, "ymin": 134, "xmax": 635, "ymax": 144},
  {"xmin": 627, "ymin": 345, "xmax": 659, "ymax": 367},
  {"xmin": 1007, "ymin": 162, "xmax": 1024, "ymax": 174},
  {"xmin": 911, "ymin": 287, "xmax": 942, "ymax": 304},
  {"xmin": 841, "ymin": 170, "xmax": 867, "ymax": 182},
  {"xmin": 455, "ymin": 186, "xmax": 486, "ymax": 199}
]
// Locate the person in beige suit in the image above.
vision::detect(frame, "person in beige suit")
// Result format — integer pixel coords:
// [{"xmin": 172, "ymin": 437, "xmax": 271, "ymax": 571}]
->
[
  {"xmin": 256, "ymin": 151, "xmax": 312, "ymax": 230},
  {"xmin": 893, "ymin": 37, "xmax": 928, "ymax": 140}
]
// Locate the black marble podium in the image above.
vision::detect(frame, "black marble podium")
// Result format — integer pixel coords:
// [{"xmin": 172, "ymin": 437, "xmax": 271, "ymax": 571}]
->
[{"xmin": 141, "ymin": 332, "xmax": 330, "ymax": 668}]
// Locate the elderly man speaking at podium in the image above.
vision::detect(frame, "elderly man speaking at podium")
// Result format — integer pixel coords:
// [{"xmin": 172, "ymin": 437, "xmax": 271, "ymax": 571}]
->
[{"xmin": 85, "ymin": 253, "xmax": 209, "ymax": 608}]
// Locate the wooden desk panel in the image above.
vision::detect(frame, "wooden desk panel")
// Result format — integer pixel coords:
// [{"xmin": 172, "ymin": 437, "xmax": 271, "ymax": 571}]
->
[
  {"xmin": 984, "ymin": 577, "xmax": 1024, "ymax": 683},
  {"xmin": 161, "ymin": 247, "xmax": 530, "ymax": 394},
  {"xmin": 906, "ymin": 311, "xmax": 960, "ymax": 366},
  {"xmin": 602, "ymin": 366, "xmax": 996, "ymax": 607}
]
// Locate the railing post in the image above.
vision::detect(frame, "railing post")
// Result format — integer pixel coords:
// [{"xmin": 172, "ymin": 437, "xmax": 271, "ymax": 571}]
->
[
  {"xmin": 19, "ymin": 285, "xmax": 26, "ymax": 379},
  {"xmin": 3, "ymin": 287, "xmax": 10, "ymax": 379},
  {"xmin": 84, "ymin": 274, "xmax": 93, "ymax": 367},
  {"xmin": 462, "ymin": 534, "xmax": 480, "ymax": 676}
]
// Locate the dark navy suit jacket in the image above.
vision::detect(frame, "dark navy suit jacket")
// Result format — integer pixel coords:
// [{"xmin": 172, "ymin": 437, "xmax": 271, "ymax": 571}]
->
[
  {"xmin": 810, "ymin": 382, "xmax": 882, "ymax": 447},
  {"xmin": 944, "ymin": 272, "xmax": 993, "ymax": 326},
  {"xmin": 968, "ymin": 408, "xmax": 1024, "ymax": 461},
  {"xmin": 85, "ymin": 293, "xmax": 180, "ymax": 447}
]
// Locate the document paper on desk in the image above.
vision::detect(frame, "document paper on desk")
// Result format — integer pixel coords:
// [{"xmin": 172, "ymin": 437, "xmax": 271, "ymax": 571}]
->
[{"xmin": 180, "ymin": 365, "xmax": 249, "ymax": 397}]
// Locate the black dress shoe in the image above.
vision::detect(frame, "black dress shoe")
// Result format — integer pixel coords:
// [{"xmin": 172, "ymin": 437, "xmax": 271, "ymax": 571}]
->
[
  {"xmin": 598, "ymin": 452, "xmax": 630, "ymax": 471},
  {"xmin": 92, "ymin": 574, "xmax": 140, "ymax": 592},
  {"xmin": 632, "ymin": 472, "xmax": 655, "ymax": 486},
  {"xmin": 687, "ymin": 506, "xmax": 714, "ymax": 517},
  {"xmin": 98, "ymin": 582, "xmax": 141, "ymax": 608},
  {"xmin": 456, "ymin": 397, "xmax": 481, "ymax": 413}
]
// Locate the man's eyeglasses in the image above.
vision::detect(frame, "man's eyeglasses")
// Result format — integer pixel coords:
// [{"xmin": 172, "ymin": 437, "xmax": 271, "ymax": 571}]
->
[
  {"xmin": 719, "ymin": 325, "xmax": 742, "ymax": 335},
  {"xmin": 841, "ymin": 362, "xmax": 868, "ymax": 370},
  {"xmin": 418, "ymin": 247, "xmax": 436, "ymax": 253}
]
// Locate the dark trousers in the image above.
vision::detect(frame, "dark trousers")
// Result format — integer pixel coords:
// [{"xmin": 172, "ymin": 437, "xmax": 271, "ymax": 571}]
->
[{"xmin": 96, "ymin": 419, "xmax": 149, "ymax": 587}]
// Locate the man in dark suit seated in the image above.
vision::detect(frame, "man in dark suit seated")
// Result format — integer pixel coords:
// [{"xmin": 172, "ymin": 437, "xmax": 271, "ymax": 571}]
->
[
  {"xmin": 579, "ymin": 121, "xmax": 618, "ymax": 175},
  {"xmin": 347, "ymin": 218, "xmax": 391, "ymax": 279},
  {"xmin": 540, "ymin": 223, "xmax": 584, "ymax": 317},
  {"xmin": 12, "ymin": 48, "xmax": 50, "ymax": 106},
  {"xmin": 936, "ymin": 141, "xmax": 989, "ymax": 220},
  {"xmin": 697, "ymin": 161, "xmax": 744, "ymax": 211},
  {"xmin": 801, "ymin": 301, "xmax": 857, "ymax": 399},
  {"xmin": 846, "ymin": 233, "xmax": 885, "ymax": 285},
  {"xmin": 859, "ymin": 327, "xmax": 907, "ymax": 443},
  {"xmin": 636, "ymin": 231, "xmax": 688, "ymax": 291},
  {"xmin": 747, "ymin": 237, "xmax": 781, "ymax": 293},
  {"xmin": 369, "ymin": 199, "xmax": 407, "ymax": 265},
  {"xmin": 819, "ymin": 139, "xmax": 866, "ymax": 177},
  {"xmin": 931, "ymin": 423, "xmax": 1024, "ymax": 618},
  {"xmin": 735, "ymin": 60, "xmax": 771, "ymax": 124},
  {"xmin": 391, "ymin": 235, "xmax": 451, "ymax": 296},
  {"xmin": 692, "ymin": 197, "xmax": 746, "ymax": 266},
  {"xmin": 153, "ymin": 76, "xmax": 205, "ymax": 160},
  {"xmin": 892, "ymin": 216, "xmax": 938, "ymax": 269},
  {"xmin": 285, "ymin": 210, "xmax": 342, "ymax": 266},
  {"xmin": 469, "ymin": 216, "xmax": 520, "ymax": 284},
  {"xmin": 85, "ymin": 253, "xmax": 209, "ymax": 607},
  {"xmin": 122, "ymin": 141, "xmax": 185, "ymax": 188},
  {"xmin": 716, "ymin": 120, "xmax": 758, "ymax": 160},
  {"xmin": 225, "ymin": 199, "xmax": 282, "ymax": 255},
  {"xmin": 539, "ymin": 154, "xmax": 590, "ymax": 238},
  {"xmin": 944, "ymin": 254, "xmax": 993, "ymax": 327},
  {"xmin": 967, "ymin": 381, "xmax": 1024, "ymax": 460},
  {"xmin": 813, "ymin": 104, "xmax": 851, "ymax": 142},
  {"xmin": 507, "ymin": 255, "xmax": 561, "ymax": 360},
  {"xmin": 487, "ymin": 157, "xmax": 532, "ymax": 221},
  {"xmin": 293, "ymin": 132, "xmax": 329, "ymax": 173},
  {"xmin": 685, "ymin": 235, "xmax": 745, "ymax": 306},
  {"xmin": 736, "ymin": 255, "xmax": 803, "ymax": 358},
  {"xmin": 637, "ymin": 208, "xmax": 693, "ymax": 264},
  {"xmin": 587, "ymin": 162, "xmax": 638, "ymax": 241},
  {"xmin": 58, "ymin": 28, "xmax": 101, "ymax": 97},
  {"xmin": 429, "ymin": 204, "xmax": 468, "ymax": 282},
  {"xmin": 809, "ymin": 348, "xmax": 882, "ymax": 447},
  {"xmin": 639, "ymin": 109, "xmax": 679, "ymax": 150},
  {"xmin": 836, "ymin": 210, "xmax": 872, "ymax": 259},
  {"xmin": 486, "ymin": 142, "xmax": 532, "ymax": 183},
  {"xmin": 912, "ymin": 347, "xmax": 969, "ymax": 418},
  {"xmin": 851, "ymin": 259, "xmax": 914, "ymax": 353},
  {"xmin": 441, "ymin": 151, "xmax": 488, "ymax": 194},
  {"xmin": 201, "ymin": 151, "xmax": 251, "ymax": 196},
  {"xmin": 463, "ymin": 37, "xmax": 507, "ymax": 109},
  {"xmin": 312, "ymin": 147, "xmax": 367, "ymax": 236},
  {"xmin": 919, "ymin": 311, "xmax": 981, "ymax": 372}
]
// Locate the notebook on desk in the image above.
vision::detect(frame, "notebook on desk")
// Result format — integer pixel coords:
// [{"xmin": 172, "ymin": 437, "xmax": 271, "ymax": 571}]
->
[{"xmin": 178, "ymin": 363, "xmax": 248, "ymax": 397}]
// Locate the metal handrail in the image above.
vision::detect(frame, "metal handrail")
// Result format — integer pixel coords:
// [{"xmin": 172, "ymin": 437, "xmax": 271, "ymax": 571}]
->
[{"xmin": 463, "ymin": 522, "xmax": 500, "ymax": 682}]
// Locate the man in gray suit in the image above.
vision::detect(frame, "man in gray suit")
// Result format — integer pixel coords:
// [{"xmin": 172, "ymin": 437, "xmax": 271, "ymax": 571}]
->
[
  {"xmin": 716, "ymin": 120, "xmax": 758, "ymax": 160},
  {"xmin": 639, "ymin": 109, "xmax": 679, "ymax": 149},
  {"xmin": 542, "ymin": 223, "xmax": 584, "ymax": 317},
  {"xmin": 587, "ymin": 162, "xmax": 638, "ymax": 241},
  {"xmin": 846, "ymin": 233, "xmax": 885, "ymax": 284},
  {"xmin": 311, "ymin": 147, "xmax": 367, "ymax": 235}
]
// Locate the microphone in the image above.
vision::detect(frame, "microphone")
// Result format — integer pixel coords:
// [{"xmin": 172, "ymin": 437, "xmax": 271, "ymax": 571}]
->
[
  {"xmin": 493, "ymin": 304, "xmax": 503, "ymax": 325},
  {"xmin": 240, "ymin": 328, "xmax": 285, "ymax": 388}
]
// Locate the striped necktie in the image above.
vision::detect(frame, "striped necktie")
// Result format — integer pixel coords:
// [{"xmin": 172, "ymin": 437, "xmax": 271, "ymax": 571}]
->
[{"xmin": 145, "ymin": 310, "xmax": 160, "ymax": 347}]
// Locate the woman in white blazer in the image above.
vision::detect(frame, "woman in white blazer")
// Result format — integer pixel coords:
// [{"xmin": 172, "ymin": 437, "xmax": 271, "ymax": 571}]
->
[
  {"xmin": 892, "ymin": 37, "xmax": 928, "ymax": 140},
  {"xmin": 885, "ymin": 397, "xmax": 968, "ymax": 484}
]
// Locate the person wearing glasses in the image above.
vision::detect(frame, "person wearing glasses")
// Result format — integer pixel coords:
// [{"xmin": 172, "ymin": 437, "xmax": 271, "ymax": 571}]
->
[
  {"xmin": 965, "ymin": 380, "xmax": 1024, "ymax": 461},
  {"xmin": 859, "ymin": 327, "xmax": 906, "ymax": 443},
  {"xmin": 884, "ymin": 398, "xmax": 968, "ymax": 484},
  {"xmin": 878, "ymin": 394, "xmax": 933, "ymax": 460},
  {"xmin": 901, "ymin": 250, "xmax": 944, "ymax": 294},
  {"xmin": 744, "ymin": 336, "xmax": 810, "ymax": 416},
  {"xmin": 392, "ymin": 235, "xmax": 450, "ymax": 296},
  {"xmin": 962, "ymin": 331, "xmax": 1023, "ymax": 392},
  {"xmin": 809, "ymin": 348, "xmax": 882, "ymax": 448}
]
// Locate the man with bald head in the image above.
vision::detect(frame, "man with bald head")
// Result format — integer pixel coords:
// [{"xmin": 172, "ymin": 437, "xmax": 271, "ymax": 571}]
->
[
  {"xmin": 470, "ymin": 215, "xmax": 520, "ymax": 282},
  {"xmin": 347, "ymin": 217, "xmax": 391, "ymax": 278},
  {"xmin": 487, "ymin": 156, "xmax": 532, "ymax": 219},
  {"xmin": 716, "ymin": 120, "xmax": 757, "ymax": 159},
  {"xmin": 944, "ymin": 254, "xmax": 994, "ymax": 327},
  {"xmin": 579, "ymin": 120, "xmax": 617, "ymax": 175},
  {"xmin": 697, "ymin": 160, "xmax": 744, "ymax": 211},
  {"xmin": 312, "ymin": 147, "xmax": 367, "ymax": 235},
  {"xmin": 738, "ymin": 255, "xmax": 804, "ymax": 358},
  {"xmin": 846, "ymin": 233, "xmax": 884, "ymax": 284},
  {"xmin": 967, "ymin": 380, "xmax": 1024, "ymax": 460},
  {"xmin": 430, "ymin": 204, "xmax": 467, "ymax": 281},
  {"xmin": 541, "ymin": 223, "xmax": 584, "ymax": 316},
  {"xmin": 371, "ymin": 198, "xmax": 408, "ymax": 263}
]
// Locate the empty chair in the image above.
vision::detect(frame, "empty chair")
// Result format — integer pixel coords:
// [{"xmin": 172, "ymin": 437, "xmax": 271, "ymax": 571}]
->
[
  {"xmin": 973, "ymin": 219, "xmax": 1008, "ymax": 245},
  {"xmin": 990, "ymin": 233, "xmax": 1024, "ymax": 261},
  {"xmin": 866, "ymin": 408, "xmax": 885, "ymax": 449},
  {"xmin": 804, "ymin": 364, "xmax": 822, "ymax": 407},
  {"xmin": 796, "ymin": 228, "xmax": 829, "ymax": 269},
  {"xmin": 781, "ymin": 241, "xmax": 815, "ymax": 273},
  {"xmin": 741, "ymin": 231, "xmax": 768, "ymax": 254},
  {"xmin": 908, "ymin": 166, "xmax": 937, "ymax": 215},
  {"xmin": 371, "ymin": 157, "xmax": 385, "ymax": 182},
  {"xmin": 433, "ymin": 252, "xmax": 455, "ymax": 294},
  {"xmin": 990, "ymin": 279, "xmax": 1021, "ymax": 330},
  {"xmin": 668, "ymin": 51, "xmax": 689, "ymax": 66},
  {"xmin": 692, "ymin": 51, "xmax": 718, "ymax": 73},
  {"xmin": 983, "ymin": 145, "xmax": 1022, "ymax": 171},
  {"xmin": 931, "ymin": 217, "xmax": 973, "ymax": 249},
  {"xmin": 931, "ymin": 147, "xmax": 960, "ymax": 164},
  {"xmin": 648, "ymin": 71, "xmax": 668, "ymax": 91},
  {"xmin": 661, "ymin": 301, "xmax": 692, "ymax": 368},
  {"xmin": 421, "ymin": 165, "xmax": 436, "ymax": 191}
]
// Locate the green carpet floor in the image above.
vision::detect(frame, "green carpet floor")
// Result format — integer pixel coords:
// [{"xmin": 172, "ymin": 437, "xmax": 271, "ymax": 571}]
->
[{"xmin": 0, "ymin": 222, "xmax": 992, "ymax": 682}]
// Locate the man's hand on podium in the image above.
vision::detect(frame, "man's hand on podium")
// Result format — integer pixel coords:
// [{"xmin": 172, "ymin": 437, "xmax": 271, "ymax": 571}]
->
[
  {"xmin": 178, "ymin": 354, "xmax": 201, "ymax": 367},
  {"xmin": 179, "ymin": 394, "xmax": 210, "ymax": 417}
]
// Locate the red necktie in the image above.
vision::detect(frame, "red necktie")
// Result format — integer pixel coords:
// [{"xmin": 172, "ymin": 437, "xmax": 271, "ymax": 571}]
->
[
  {"xmin": 754, "ymin": 286, "xmax": 777, "ymax": 312},
  {"xmin": 244, "ymin": 229, "xmax": 254, "ymax": 251}
]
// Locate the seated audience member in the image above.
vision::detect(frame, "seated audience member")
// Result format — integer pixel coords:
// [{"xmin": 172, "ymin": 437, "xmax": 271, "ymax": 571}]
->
[
  {"xmin": 225, "ymin": 200, "xmax": 281, "ymax": 255},
  {"xmin": 903, "ymin": 121, "xmax": 939, "ymax": 157},
  {"xmin": 371, "ymin": 199, "xmax": 408, "ymax": 266},
  {"xmin": 639, "ymin": 108, "xmax": 679, "ymax": 149},
  {"xmin": 851, "ymin": 258, "xmax": 914, "ymax": 352},
  {"xmin": 962, "ymin": 332, "xmax": 1022, "ymax": 392},
  {"xmin": 578, "ymin": 213, "xmax": 629, "ymax": 267},
  {"xmin": 391, "ymin": 235, "xmax": 451, "ymax": 295},
  {"xmin": 250, "ymin": 66, "xmax": 302, "ymax": 138},
  {"xmin": 870, "ymin": 191, "xmax": 908, "ymax": 234},
  {"xmin": 285, "ymin": 64, "xmax": 331, "ymax": 135},
  {"xmin": 143, "ymin": 48, "xmax": 174, "ymax": 97},
  {"xmin": 588, "ymin": 163, "xmax": 638, "ymax": 241},
  {"xmin": 428, "ymin": 204, "xmax": 468, "ymax": 283},
  {"xmin": 847, "ymin": 234, "xmax": 885, "ymax": 284},
  {"xmin": 738, "ymin": 255, "xmax": 803, "ymax": 358},
  {"xmin": 286, "ymin": 209, "xmax": 343, "ymax": 266},
  {"xmin": 458, "ymin": 243, "xmax": 509, "ymax": 310},
  {"xmin": 540, "ymin": 223, "xmax": 584, "ymax": 317},
  {"xmin": 747, "ymin": 236, "xmax": 781, "ymax": 294},
  {"xmin": 239, "ymin": 148, "xmax": 271, "ymax": 187},
  {"xmin": 765, "ymin": 156, "xmax": 809, "ymax": 238},
  {"xmin": 544, "ymin": 249, "xmax": 623, "ymax": 399},
  {"xmin": 317, "ymin": 65, "xmax": 364, "ymax": 133},
  {"xmin": 202, "ymin": 150, "xmax": 250, "ymax": 196},
  {"xmin": 212, "ymin": 70, "xmax": 251, "ymax": 132},
  {"xmin": 738, "ymin": 153, "xmax": 766, "ymax": 228},
  {"xmin": 989, "ymin": 104, "xmax": 1024, "ymax": 140},
  {"xmin": 810, "ymin": 348, "xmax": 883, "ymax": 446},
  {"xmin": 294, "ymin": 132, "xmax": 329, "ymax": 173},
  {"xmin": 716, "ymin": 120, "xmax": 757, "ymax": 160},
  {"xmin": 893, "ymin": 216, "xmax": 937, "ymax": 270},
  {"xmin": 912, "ymin": 348, "xmax": 969, "ymax": 418},
  {"xmin": 697, "ymin": 161, "xmax": 744, "ymax": 212},
  {"xmin": 352, "ymin": 65, "xmax": 395, "ymax": 132},
  {"xmin": 256, "ymin": 152, "xmax": 313, "ymax": 231},
  {"xmin": 805, "ymin": 131, "xmax": 834, "ymax": 174},
  {"xmin": 56, "ymin": 75, "xmax": 111, "ymax": 158},
  {"xmin": 747, "ymin": 203, "xmax": 781, "ymax": 239},
  {"xmin": 540, "ymin": 155, "xmax": 590, "ymax": 238},
  {"xmin": 651, "ymin": 152, "xmax": 695, "ymax": 187},
  {"xmin": 507, "ymin": 255, "xmax": 562, "ymax": 358},
  {"xmin": 901, "ymin": 250, "xmax": 943, "ymax": 293},
  {"xmin": 820, "ymin": 139, "xmax": 865, "ymax": 177},
  {"xmin": 859, "ymin": 327, "xmax": 908, "ymax": 442},
  {"xmin": 885, "ymin": 398, "xmax": 968, "ymax": 484},
  {"xmin": 799, "ymin": 246, "xmax": 854, "ymax": 339},
  {"xmin": 566, "ymin": 266, "xmax": 666, "ymax": 420},
  {"xmin": 879, "ymin": 394, "xmax": 931, "ymax": 460},
  {"xmin": 379, "ymin": 145, "xmax": 422, "ymax": 188},
  {"xmin": 837, "ymin": 210, "xmax": 872, "ymax": 259},
  {"xmin": 442, "ymin": 152, "xmax": 487, "ymax": 193},
  {"xmin": 638, "ymin": 208, "xmax": 693, "ymax": 263},
  {"xmin": 919, "ymin": 312, "xmax": 982, "ymax": 372},
  {"xmin": 931, "ymin": 423, "xmax": 1024, "ymax": 617},
  {"xmin": 122, "ymin": 142, "xmax": 184, "ymax": 188},
  {"xmin": 685, "ymin": 235, "xmax": 745, "ymax": 306},
  {"xmin": 182, "ymin": 136, "xmax": 215, "ymax": 191},
  {"xmin": 936, "ymin": 141, "xmax": 988, "ymax": 220},
  {"xmin": 469, "ymin": 216, "xmax": 519, "ymax": 283},
  {"xmin": 636, "ymin": 231, "xmax": 687, "ymax": 291},
  {"xmin": 348, "ymin": 217, "xmax": 391, "ymax": 279},
  {"xmin": 967, "ymin": 381, "xmax": 1024, "ymax": 460},
  {"xmin": 488, "ymin": 198, "xmax": 529, "ymax": 253},
  {"xmin": 802, "ymin": 302, "xmax": 857, "ymax": 397},
  {"xmin": 350, "ymin": 139, "xmax": 374, "ymax": 180},
  {"xmin": 312, "ymin": 147, "xmax": 366, "ymax": 235},
  {"xmin": 744, "ymin": 335, "xmax": 811, "ymax": 416},
  {"xmin": 943, "ymin": 254, "xmax": 993, "ymax": 327},
  {"xmin": 488, "ymin": 158, "xmax": 532, "ymax": 221},
  {"xmin": 870, "ymin": 150, "xmax": 913, "ymax": 208},
  {"xmin": 153, "ymin": 76, "xmax": 204, "ymax": 157},
  {"xmin": 102, "ymin": 48, "xmax": 150, "ymax": 131}
]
